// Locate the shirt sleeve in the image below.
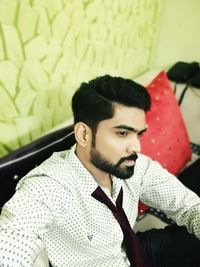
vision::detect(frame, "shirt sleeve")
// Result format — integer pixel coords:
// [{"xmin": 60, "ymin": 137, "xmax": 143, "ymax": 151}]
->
[
  {"xmin": 0, "ymin": 176, "xmax": 54, "ymax": 267},
  {"xmin": 139, "ymin": 157, "xmax": 200, "ymax": 239}
]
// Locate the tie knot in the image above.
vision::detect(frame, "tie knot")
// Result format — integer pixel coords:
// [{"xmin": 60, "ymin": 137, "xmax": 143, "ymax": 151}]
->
[{"xmin": 92, "ymin": 186, "xmax": 123, "ymax": 212}]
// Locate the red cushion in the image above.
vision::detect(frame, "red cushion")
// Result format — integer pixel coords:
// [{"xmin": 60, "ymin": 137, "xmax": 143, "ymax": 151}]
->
[
  {"xmin": 141, "ymin": 71, "xmax": 192, "ymax": 174},
  {"xmin": 138, "ymin": 71, "xmax": 192, "ymax": 216}
]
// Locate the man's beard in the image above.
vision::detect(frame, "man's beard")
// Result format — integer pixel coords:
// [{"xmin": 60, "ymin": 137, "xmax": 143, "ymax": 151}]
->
[{"xmin": 90, "ymin": 147, "xmax": 138, "ymax": 180}]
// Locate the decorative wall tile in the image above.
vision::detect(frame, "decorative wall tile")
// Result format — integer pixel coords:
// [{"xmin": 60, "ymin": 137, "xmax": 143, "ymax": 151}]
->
[{"xmin": 0, "ymin": 0, "xmax": 159, "ymax": 157}]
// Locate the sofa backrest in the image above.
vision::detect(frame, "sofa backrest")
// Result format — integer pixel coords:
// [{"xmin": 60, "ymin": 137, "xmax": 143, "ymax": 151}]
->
[{"xmin": 0, "ymin": 125, "xmax": 75, "ymax": 208}]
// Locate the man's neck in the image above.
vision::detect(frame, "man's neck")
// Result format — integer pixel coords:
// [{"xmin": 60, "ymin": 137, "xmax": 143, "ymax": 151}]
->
[{"xmin": 75, "ymin": 147, "xmax": 113, "ymax": 192}]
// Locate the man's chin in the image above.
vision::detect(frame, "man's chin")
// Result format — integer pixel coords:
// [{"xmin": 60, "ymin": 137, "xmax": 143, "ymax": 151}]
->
[{"xmin": 113, "ymin": 167, "xmax": 135, "ymax": 180}]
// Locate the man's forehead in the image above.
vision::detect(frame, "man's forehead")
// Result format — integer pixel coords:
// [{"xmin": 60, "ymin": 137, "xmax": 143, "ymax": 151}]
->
[{"xmin": 110, "ymin": 105, "xmax": 145, "ymax": 125}]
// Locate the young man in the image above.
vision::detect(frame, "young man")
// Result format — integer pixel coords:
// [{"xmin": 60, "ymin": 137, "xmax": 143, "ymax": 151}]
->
[{"xmin": 0, "ymin": 75, "xmax": 200, "ymax": 267}]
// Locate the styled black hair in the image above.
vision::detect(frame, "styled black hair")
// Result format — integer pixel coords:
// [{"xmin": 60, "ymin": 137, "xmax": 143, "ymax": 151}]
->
[{"xmin": 72, "ymin": 74, "xmax": 151, "ymax": 131}]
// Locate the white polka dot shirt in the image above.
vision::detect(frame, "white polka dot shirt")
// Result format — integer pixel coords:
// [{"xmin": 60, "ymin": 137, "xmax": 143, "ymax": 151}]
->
[{"xmin": 0, "ymin": 146, "xmax": 200, "ymax": 267}]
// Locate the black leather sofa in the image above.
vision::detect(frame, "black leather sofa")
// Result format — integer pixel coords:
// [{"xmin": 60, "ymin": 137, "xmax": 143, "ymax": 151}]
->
[{"xmin": 0, "ymin": 124, "xmax": 75, "ymax": 209}]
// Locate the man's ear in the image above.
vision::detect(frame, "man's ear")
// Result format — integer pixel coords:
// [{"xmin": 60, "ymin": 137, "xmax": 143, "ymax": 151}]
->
[{"xmin": 74, "ymin": 122, "xmax": 91, "ymax": 147}]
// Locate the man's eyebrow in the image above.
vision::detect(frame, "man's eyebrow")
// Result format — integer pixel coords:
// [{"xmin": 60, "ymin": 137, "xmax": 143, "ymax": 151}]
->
[{"xmin": 113, "ymin": 125, "xmax": 147, "ymax": 134}]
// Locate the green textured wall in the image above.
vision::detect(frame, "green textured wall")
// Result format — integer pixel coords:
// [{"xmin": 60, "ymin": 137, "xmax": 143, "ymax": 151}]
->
[
  {"xmin": 0, "ymin": 0, "xmax": 159, "ymax": 158},
  {"xmin": 151, "ymin": 0, "xmax": 200, "ymax": 68}
]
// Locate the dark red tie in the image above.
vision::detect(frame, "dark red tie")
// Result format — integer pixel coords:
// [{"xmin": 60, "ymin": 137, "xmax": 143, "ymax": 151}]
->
[{"xmin": 92, "ymin": 186, "xmax": 150, "ymax": 267}]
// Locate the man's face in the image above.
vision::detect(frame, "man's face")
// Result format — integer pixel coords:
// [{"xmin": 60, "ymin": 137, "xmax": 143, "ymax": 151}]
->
[{"xmin": 90, "ymin": 105, "xmax": 146, "ymax": 179}]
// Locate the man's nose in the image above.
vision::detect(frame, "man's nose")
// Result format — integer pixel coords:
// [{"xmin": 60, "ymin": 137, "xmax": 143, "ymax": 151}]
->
[{"xmin": 126, "ymin": 136, "xmax": 141, "ymax": 154}]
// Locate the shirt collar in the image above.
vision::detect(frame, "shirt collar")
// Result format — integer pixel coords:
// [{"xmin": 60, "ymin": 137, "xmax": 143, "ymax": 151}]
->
[{"xmin": 66, "ymin": 145, "xmax": 100, "ymax": 195}]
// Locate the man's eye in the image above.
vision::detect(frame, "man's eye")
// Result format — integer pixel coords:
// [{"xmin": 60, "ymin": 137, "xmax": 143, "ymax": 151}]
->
[
  {"xmin": 137, "ymin": 132, "xmax": 144, "ymax": 139},
  {"xmin": 117, "ymin": 131, "xmax": 128, "ymax": 137}
]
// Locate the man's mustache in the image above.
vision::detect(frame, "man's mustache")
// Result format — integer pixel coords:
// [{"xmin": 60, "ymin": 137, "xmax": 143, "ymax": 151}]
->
[{"xmin": 116, "ymin": 154, "xmax": 138, "ymax": 167}]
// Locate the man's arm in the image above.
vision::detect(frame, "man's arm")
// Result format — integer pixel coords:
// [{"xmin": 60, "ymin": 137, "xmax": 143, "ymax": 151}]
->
[
  {"xmin": 0, "ymin": 177, "xmax": 54, "ymax": 266},
  {"xmin": 139, "ymin": 157, "xmax": 200, "ymax": 239}
]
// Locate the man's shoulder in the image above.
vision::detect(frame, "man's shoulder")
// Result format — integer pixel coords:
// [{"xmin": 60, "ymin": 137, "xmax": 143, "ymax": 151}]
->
[
  {"xmin": 17, "ymin": 150, "xmax": 73, "ymax": 190},
  {"xmin": 124, "ymin": 153, "xmax": 160, "ymax": 182},
  {"xmin": 28, "ymin": 150, "xmax": 70, "ymax": 174},
  {"xmin": 136, "ymin": 153, "xmax": 151, "ymax": 168}
]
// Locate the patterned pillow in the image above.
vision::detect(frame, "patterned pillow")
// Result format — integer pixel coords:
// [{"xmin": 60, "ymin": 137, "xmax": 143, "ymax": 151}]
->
[
  {"xmin": 140, "ymin": 71, "xmax": 192, "ymax": 175},
  {"xmin": 137, "ymin": 71, "xmax": 192, "ymax": 216}
]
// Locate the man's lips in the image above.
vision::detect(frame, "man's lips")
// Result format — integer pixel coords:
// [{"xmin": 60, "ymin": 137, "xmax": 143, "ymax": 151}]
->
[
  {"xmin": 122, "ymin": 160, "xmax": 136, "ymax": 166},
  {"xmin": 116, "ymin": 154, "xmax": 138, "ymax": 168}
]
